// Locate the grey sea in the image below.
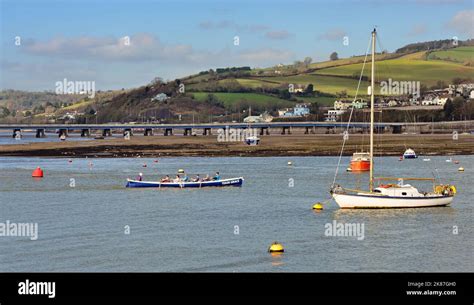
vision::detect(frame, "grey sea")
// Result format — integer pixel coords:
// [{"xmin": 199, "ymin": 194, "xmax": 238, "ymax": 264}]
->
[{"xmin": 0, "ymin": 155, "xmax": 472, "ymax": 272}]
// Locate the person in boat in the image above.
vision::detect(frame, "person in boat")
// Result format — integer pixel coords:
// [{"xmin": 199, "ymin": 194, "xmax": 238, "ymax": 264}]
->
[
  {"xmin": 137, "ymin": 173, "xmax": 143, "ymax": 181},
  {"xmin": 192, "ymin": 174, "xmax": 201, "ymax": 182},
  {"xmin": 202, "ymin": 174, "xmax": 211, "ymax": 181},
  {"xmin": 213, "ymin": 171, "xmax": 221, "ymax": 181},
  {"xmin": 160, "ymin": 175, "xmax": 171, "ymax": 183},
  {"xmin": 183, "ymin": 174, "xmax": 189, "ymax": 182},
  {"xmin": 174, "ymin": 175, "xmax": 182, "ymax": 183}
]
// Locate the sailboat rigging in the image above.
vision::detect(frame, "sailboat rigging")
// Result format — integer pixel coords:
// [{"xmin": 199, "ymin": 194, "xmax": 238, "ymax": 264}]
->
[{"xmin": 330, "ymin": 29, "xmax": 456, "ymax": 208}]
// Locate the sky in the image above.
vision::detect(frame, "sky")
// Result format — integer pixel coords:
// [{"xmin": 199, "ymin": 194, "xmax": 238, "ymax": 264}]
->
[{"xmin": 0, "ymin": 0, "xmax": 473, "ymax": 91}]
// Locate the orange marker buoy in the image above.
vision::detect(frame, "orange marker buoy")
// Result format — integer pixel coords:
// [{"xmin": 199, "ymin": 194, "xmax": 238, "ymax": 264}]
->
[{"xmin": 32, "ymin": 167, "xmax": 44, "ymax": 178}]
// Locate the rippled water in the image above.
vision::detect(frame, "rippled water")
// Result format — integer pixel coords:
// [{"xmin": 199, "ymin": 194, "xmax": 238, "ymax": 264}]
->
[{"xmin": 0, "ymin": 156, "xmax": 472, "ymax": 272}]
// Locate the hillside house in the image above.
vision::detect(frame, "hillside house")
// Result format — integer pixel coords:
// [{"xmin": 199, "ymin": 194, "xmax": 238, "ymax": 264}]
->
[
  {"xmin": 151, "ymin": 93, "xmax": 169, "ymax": 102},
  {"xmin": 325, "ymin": 109, "xmax": 345, "ymax": 122}
]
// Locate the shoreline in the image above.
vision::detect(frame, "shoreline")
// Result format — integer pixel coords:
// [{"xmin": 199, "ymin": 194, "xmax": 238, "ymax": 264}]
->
[{"xmin": 0, "ymin": 134, "xmax": 473, "ymax": 158}]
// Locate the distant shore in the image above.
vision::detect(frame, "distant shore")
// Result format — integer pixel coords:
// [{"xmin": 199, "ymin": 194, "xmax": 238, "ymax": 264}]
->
[{"xmin": 0, "ymin": 133, "xmax": 473, "ymax": 158}]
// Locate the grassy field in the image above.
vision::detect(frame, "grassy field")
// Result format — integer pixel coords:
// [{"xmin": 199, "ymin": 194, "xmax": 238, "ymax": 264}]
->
[
  {"xmin": 191, "ymin": 92, "xmax": 293, "ymax": 107},
  {"xmin": 314, "ymin": 57, "xmax": 474, "ymax": 87},
  {"xmin": 297, "ymin": 96, "xmax": 336, "ymax": 106},
  {"xmin": 184, "ymin": 47, "xmax": 472, "ymax": 101},
  {"xmin": 427, "ymin": 46, "xmax": 474, "ymax": 63},
  {"xmin": 254, "ymin": 74, "xmax": 370, "ymax": 96}
]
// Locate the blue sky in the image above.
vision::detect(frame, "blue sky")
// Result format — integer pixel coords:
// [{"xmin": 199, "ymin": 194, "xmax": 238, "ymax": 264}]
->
[{"xmin": 1, "ymin": 0, "xmax": 472, "ymax": 91}]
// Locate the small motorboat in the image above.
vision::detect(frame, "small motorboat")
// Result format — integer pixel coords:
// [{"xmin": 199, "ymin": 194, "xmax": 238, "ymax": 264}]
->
[
  {"xmin": 403, "ymin": 148, "xmax": 417, "ymax": 159},
  {"xmin": 350, "ymin": 152, "xmax": 370, "ymax": 171},
  {"xmin": 245, "ymin": 136, "xmax": 260, "ymax": 146},
  {"xmin": 126, "ymin": 177, "xmax": 244, "ymax": 188}
]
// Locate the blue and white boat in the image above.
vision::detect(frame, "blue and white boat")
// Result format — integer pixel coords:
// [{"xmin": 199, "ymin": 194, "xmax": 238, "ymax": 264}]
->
[
  {"xmin": 126, "ymin": 177, "xmax": 244, "ymax": 188},
  {"xmin": 403, "ymin": 148, "xmax": 417, "ymax": 159}
]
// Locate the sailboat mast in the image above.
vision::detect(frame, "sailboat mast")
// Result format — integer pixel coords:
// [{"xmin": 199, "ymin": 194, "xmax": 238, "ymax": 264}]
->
[{"xmin": 369, "ymin": 28, "xmax": 376, "ymax": 192}]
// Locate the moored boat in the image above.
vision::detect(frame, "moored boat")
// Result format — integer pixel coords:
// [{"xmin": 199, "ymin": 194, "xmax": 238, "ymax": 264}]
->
[
  {"xmin": 350, "ymin": 152, "xmax": 370, "ymax": 171},
  {"xmin": 330, "ymin": 29, "xmax": 455, "ymax": 209},
  {"xmin": 126, "ymin": 177, "xmax": 244, "ymax": 188},
  {"xmin": 403, "ymin": 148, "xmax": 417, "ymax": 159}
]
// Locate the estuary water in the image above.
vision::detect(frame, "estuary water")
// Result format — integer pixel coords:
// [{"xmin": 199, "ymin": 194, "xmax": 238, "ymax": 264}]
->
[{"xmin": 0, "ymin": 156, "xmax": 472, "ymax": 272}]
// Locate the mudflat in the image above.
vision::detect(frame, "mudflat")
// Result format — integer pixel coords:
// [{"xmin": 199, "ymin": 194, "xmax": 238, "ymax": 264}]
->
[{"xmin": 0, "ymin": 133, "xmax": 473, "ymax": 157}]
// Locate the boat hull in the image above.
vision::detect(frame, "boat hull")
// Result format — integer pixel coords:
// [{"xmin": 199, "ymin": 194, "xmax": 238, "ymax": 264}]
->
[
  {"xmin": 350, "ymin": 160, "xmax": 370, "ymax": 171},
  {"xmin": 126, "ymin": 177, "xmax": 244, "ymax": 188},
  {"xmin": 332, "ymin": 193, "xmax": 453, "ymax": 208}
]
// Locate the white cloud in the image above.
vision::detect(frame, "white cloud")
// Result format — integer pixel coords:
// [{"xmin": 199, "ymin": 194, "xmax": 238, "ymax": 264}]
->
[
  {"xmin": 446, "ymin": 10, "xmax": 474, "ymax": 37},
  {"xmin": 265, "ymin": 30, "xmax": 292, "ymax": 40},
  {"xmin": 408, "ymin": 24, "xmax": 428, "ymax": 36},
  {"xmin": 198, "ymin": 20, "xmax": 269, "ymax": 33},
  {"xmin": 23, "ymin": 33, "xmax": 198, "ymax": 63},
  {"xmin": 318, "ymin": 28, "xmax": 347, "ymax": 41},
  {"xmin": 237, "ymin": 48, "xmax": 294, "ymax": 63}
]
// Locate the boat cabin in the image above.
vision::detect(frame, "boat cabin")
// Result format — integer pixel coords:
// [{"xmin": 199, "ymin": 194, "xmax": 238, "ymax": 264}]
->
[{"xmin": 373, "ymin": 184, "xmax": 424, "ymax": 197}]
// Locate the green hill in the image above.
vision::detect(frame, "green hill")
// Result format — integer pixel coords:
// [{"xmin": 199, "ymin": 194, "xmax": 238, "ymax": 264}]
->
[{"xmin": 427, "ymin": 46, "xmax": 474, "ymax": 64}]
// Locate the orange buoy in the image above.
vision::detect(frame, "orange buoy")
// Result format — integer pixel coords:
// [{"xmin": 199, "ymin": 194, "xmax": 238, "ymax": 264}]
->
[{"xmin": 32, "ymin": 167, "xmax": 44, "ymax": 178}]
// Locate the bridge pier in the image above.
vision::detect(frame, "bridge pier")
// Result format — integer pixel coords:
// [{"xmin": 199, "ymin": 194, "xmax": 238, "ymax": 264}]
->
[
  {"xmin": 392, "ymin": 126, "xmax": 402, "ymax": 134},
  {"xmin": 183, "ymin": 128, "xmax": 192, "ymax": 136},
  {"xmin": 102, "ymin": 129, "xmax": 112, "ymax": 137},
  {"xmin": 12, "ymin": 128, "xmax": 22, "ymax": 138},
  {"xmin": 259, "ymin": 127, "xmax": 270, "ymax": 136},
  {"xmin": 80, "ymin": 129, "xmax": 90, "ymax": 137},
  {"xmin": 58, "ymin": 129, "xmax": 68, "ymax": 138},
  {"xmin": 281, "ymin": 126, "xmax": 291, "ymax": 135},
  {"xmin": 203, "ymin": 128, "xmax": 211, "ymax": 136},
  {"xmin": 164, "ymin": 128, "xmax": 173, "ymax": 136},
  {"xmin": 36, "ymin": 128, "xmax": 45, "ymax": 138},
  {"xmin": 144, "ymin": 128, "xmax": 153, "ymax": 136}
]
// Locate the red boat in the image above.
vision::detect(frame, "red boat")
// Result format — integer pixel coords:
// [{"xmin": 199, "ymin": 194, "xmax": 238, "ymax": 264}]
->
[{"xmin": 350, "ymin": 152, "xmax": 370, "ymax": 172}]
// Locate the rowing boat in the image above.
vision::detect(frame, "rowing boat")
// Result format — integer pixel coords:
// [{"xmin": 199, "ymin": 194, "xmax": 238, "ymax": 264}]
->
[{"xmin": 126, "ymin": 177, "xmax": 244, "ymax": 188}]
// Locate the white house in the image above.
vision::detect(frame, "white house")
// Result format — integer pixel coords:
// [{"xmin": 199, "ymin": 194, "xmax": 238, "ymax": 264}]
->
[
  {"xmin": 325, "ymin": 109, "xmax": 345, "ymax": 122},
  {"xmin": 151, "ymin": 93, "xmax": 169, "ymax": 102},
  {"xmin": 388, "ymin": 100, "xmax": 399, "ymax": 107},
  {"xmin": 334, "ymin": 100, "xmax": 352, "ymax": 110}
]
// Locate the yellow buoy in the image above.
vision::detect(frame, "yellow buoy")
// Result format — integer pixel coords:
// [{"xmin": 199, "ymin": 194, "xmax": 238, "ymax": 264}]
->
[
  {"xmin": 312, "ymin": 203, "xmax": 323, "ymax": 210},
  {"xmin": 178, "ymin": 169, "xmax": 185, "ymax": 174},
  {"xmin": 268, "ymin": 241, "xmax": 284, "ymax": 253},
  {"xmin": 458, "ymin": 167, "xmax": 464, "ymax": 172}
]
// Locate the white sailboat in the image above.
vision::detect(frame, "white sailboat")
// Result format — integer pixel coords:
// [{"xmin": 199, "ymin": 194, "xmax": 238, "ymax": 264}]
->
[{"xmin": 330, "ymin": 29, "xmax": 456, "ymax": 209}]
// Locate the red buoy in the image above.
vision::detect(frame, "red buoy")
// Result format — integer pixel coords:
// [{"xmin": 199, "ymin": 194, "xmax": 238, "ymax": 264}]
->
[{"xmin": 32, "ymin": 167, "xmax": 44, "ymax": 178}]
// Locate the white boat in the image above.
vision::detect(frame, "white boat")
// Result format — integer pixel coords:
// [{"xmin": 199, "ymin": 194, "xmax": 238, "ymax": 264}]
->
[
  {"xmin": 245, "ymin": 135, "xmax": 260, "ymax": 145},
  {"xmin": 330, "ymin": 29, "xmax": 455, "ymax": 209},
  {"xmin": 332, "ymin": 182, "xmax": 455, "ymax": 208},
  {"xmin": 403, "ymin": 148, "xmax": 417, "ymax": 159}
]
